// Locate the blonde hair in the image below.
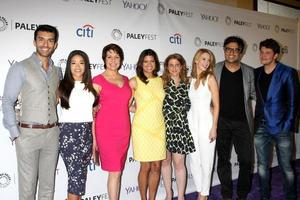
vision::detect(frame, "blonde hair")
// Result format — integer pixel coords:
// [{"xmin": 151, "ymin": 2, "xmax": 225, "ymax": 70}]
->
[
  {"xmin": 191, "ymin": 48, "xmax": 215, "ymax": 84},
  {"xmin": 162, "ymin": 53, "xmax": 189, "ymax": 87}
]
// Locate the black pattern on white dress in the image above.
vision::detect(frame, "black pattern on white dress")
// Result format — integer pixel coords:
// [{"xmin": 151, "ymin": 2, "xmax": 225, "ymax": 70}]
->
[{"xmin": 162, "ymin": 80, "xmax": 196, "ymax": 154}]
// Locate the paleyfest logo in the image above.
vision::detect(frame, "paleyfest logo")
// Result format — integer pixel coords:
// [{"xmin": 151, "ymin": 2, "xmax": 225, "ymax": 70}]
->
[
  {"xmin": 275, "ymin": 24, "xmax": 280, "ymax": 33},
  {"xmin": 157, "ymin": 3, "xmax": 165, "ymax": 15},
  {"xmin": 225, "ymin": 16, "xmax": 232, "ymax": 25},
  {"xmin": 194, "ymin": 37, "xmax": 202, "ymax": 47},
  {"xmin": 252, "ymin": 43, "xmax": 258, "ymax": 52},
  {"xmin": 194, "ymin": 37, "xmax": 222, "ymax": 47},
  {"xmin": 111, "ymin": 28, "xmax": 123, "ymax": 41},
  {"xmin": 282, "ymin": 45, "xmax": 288, "ymax": 54},
  {"xmin": 57, "ymin": 58, "xmax": 67, "ymax": 75},
  {"xmin": 0, "ymin": 16, "xmax": 8, "ymax": 31},
  {"xmin": 62, "ymin": 0, "xmax": 111, "ymax": 5},
  {"xmin": 0, "ymin": 173, "xmax": 11, "ymax": 188},
  {"xmin": 111, "ymin": 28, "xmax": 157, "ymax": 41}
]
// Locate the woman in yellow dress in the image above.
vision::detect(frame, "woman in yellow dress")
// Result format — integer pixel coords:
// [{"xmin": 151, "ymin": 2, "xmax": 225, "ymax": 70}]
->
[{"xmin": 129, "ymin": 49, "xmax": 166, "ymax": 200}]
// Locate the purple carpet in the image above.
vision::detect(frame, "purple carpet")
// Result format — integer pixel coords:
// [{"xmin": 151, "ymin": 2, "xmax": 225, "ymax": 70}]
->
[{"xmin": 178, "ymin": 159, "xmax": 300, "ymax": 200}]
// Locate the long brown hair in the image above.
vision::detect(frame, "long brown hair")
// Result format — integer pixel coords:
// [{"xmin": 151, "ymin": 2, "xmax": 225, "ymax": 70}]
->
[
  {"xmin": 136, "ymin": 49, "xmax": 160, "ymax": 84},
  {"xmin": 191, "ymin": 48, "xmax": 215, "ymax": 84},
  {"xmin": 58, "ymin": 50, "xmax": 98, "ymax": 109},
  {"xmin": 162, "ymin": 53, "xmax": 188, "ymax": 87}
]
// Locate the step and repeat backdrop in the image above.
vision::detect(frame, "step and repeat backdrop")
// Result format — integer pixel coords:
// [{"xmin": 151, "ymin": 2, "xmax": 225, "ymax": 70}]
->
[{"xmin": 0, "ymin": 0, "xmax": 299, "ymax": 199}]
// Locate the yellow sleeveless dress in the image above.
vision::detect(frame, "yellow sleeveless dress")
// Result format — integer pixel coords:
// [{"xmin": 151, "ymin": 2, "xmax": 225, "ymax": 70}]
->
[{"xmin": 132, "ymin": 76, "xmax": 166, "ymax": 161}]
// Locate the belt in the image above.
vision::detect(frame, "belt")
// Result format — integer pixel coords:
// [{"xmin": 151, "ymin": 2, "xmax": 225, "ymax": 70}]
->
[{"xmin": 19, "ymin": 123, "xmax": 57, "ymax": 129}]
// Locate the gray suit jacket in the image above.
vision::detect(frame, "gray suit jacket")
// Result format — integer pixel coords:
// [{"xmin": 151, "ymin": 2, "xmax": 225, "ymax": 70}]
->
[{"xmin": 215, "ymin": 61, "xmax": 256, "ymax": 134}]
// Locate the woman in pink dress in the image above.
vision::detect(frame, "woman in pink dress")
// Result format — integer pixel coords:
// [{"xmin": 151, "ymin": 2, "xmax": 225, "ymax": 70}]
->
[{"xmin": 92, "ymin": 43, "xmax": 132, "ymax": 200}]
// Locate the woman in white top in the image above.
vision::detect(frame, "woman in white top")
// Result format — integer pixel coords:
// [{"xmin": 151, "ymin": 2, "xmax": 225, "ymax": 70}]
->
[
  {"xmin": 188, "ymin": 48, "xmax": 219, "ymax": 200},
  {"xmin": 57, "ymin": 50, "xmax": 98, "ymax": 200}
]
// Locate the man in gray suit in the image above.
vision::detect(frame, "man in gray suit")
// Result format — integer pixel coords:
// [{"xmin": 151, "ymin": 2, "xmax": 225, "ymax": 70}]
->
[
  {"xmin": 215, "ymin": 36, "xmax": 256, "ymax": 200},
  {"xmin": 2, "ymin": 24, "xmax": 61, "ymax": 200}
]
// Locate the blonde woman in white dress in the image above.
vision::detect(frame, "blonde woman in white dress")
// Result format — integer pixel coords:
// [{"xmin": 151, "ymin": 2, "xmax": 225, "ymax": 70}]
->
[{"xmin": 188, "ymin": 48, "xmax": 219, "ymax": 200}]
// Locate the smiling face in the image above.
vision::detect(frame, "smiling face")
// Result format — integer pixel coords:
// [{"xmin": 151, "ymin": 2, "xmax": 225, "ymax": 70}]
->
[
  {"xmin": 70, "ymin": 55, "xmax": 85, "ymax": 81},
  {"xmin": 105, "ymin": 49, "xmax": 121, "ymax": 71},
  {"xmin": 224, "ymin": 42, "xmax": 242, "ymax": 64},
  {"xmin": 142, "ymin": 55, "xmax": 156, "ymax": 77},
  {"xmin": 34, "ymin": 31, "xmax": 57, "ymax": 59},
  {"xmin": 196, "ymin": 52, "xmax": 211, "ymax": 75},
  {"xmin": 167, "ymin": 58, "xmax": 182, "ymax": 79}
]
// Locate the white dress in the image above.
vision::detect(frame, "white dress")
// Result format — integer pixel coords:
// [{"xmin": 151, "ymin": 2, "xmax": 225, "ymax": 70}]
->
[{"xmin": 188, "ymin": 76, "xmax": 216, "ymax": 196}]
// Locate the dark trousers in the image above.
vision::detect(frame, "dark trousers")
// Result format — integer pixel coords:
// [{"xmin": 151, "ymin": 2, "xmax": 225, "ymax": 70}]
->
[
  {"xmin": 216, "ymin": 117, "xmax": 254, "ymax": 198},
  {"xmin": 254, "ymin": 123, "xmax": 296, "ymax": 200}
]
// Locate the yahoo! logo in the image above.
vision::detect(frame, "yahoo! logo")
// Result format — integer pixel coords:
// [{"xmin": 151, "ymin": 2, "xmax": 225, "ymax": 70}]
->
[
  {"xmin": 76, "ymin": 24, "xmax": 94, "ymax": 38},
  {"xmin": 122, "ymin": 1, "xmax": 148, "ymax": 10},
  {"xmin": 169, "ymin": 33, "xmax": 182, "ymax": 44}
]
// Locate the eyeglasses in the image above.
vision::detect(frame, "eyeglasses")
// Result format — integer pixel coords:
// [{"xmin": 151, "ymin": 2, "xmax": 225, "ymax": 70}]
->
[{"xmin": 224, "ymin": 47, "xmax": 241, "ymax": 54}]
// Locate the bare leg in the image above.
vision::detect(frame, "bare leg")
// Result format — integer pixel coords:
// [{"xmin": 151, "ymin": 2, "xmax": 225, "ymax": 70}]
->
[
  {"xmin": 161, "ymin": 151, "xmax": 173, "ymax": 200},
  {"xmin": 173, "ymin": 153, "xmax": 186, "ymax": 200},
  {"xmin": 199, "ymin": 194, "xmax": 208, "ymax": 200},
  {"xmin": 107, "ymin": 171, "xmax": 122, "ymax": 200},
  {"xmin": 67, "ymin": 193, "xmax": 80, "ymax": 200},
  {"xmin": 148, "ymin": 160, "xmax": 162, "ymax": 200},
  {"xmin": 139, "ymin": 162, "xmax": 151, "ymax": 200}
]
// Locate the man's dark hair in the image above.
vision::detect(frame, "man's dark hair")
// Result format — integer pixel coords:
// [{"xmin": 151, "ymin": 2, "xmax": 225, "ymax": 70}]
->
[
  {"xmin": 223, "ymin": 36, "xmax": 245, "ymax": 53},
  {"xmin": 34, "ymin": 24, "xmax": 59, "ymax": 43},
  {"xmin": 259, "ymin": 38, "xmax": 281, "ymax": 55}
]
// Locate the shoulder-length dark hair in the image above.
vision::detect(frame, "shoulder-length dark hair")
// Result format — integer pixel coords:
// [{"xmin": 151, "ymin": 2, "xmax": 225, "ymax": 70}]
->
[
  {"xmin": 161, "ymin": 53, "xmax": 188, "ymax": 86},
  {"xmin": 58, "ymin": 50, "xmax": 97, "ymax": 109},
  {"xmin": 102, "ymin": 43, "xmax": 124, "ymax": 70},
  {"xmin": 136, "ymin": 49, "xmax": 160, "ymax": 84},
  {"xmin": 191, "ymin": 48, "xmax": 215, "ymax": 84}
]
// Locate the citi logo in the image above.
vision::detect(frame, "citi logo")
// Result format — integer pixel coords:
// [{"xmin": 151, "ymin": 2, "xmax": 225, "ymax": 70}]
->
[
  {"xmin": 76, "ymin": 24, "xmax": 94, "ymax": 38},
  {"xmin": 169, "ymin": 33, "xmax": 182, "ymax": 44},
  {"xmin": 168, "ymin": 9, "xmax": 193, "ymax": 17},
  {"xmin": 233, "ymin": 20, "xmax": 251, "ymax": 27},
  {"xmin": 200, "ymin": 13, "xmax": 219, "ymax": 22},
  {"xmin": 257, "ymin": 23, "xmax": 270, "ymax": 30},
  {"xmin": 122, "ymin": 1, "xmax": 148, "ymax": 10}
]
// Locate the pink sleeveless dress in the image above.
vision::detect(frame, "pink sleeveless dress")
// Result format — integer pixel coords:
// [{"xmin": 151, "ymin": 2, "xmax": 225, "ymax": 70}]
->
[{"xmin": 92, "ymin": 74, "xmax": 132, "ymax": 172}]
